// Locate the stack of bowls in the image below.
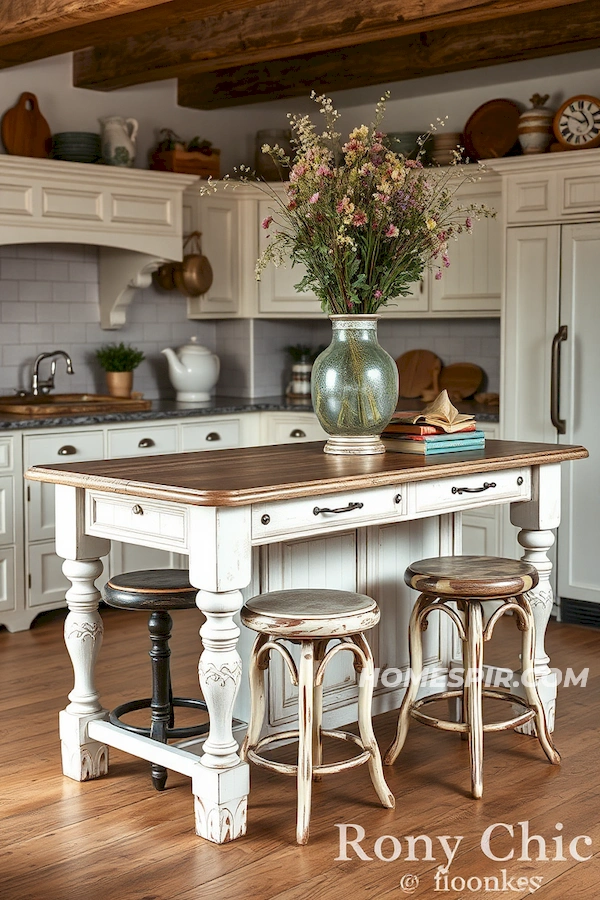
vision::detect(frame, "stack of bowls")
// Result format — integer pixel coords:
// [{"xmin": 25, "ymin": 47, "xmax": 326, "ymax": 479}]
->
[
  {"xmin": 51, "ymin": 132, "xmax": 102, "ymax": 164},
  {"xmin": 430, "ymin": 132, "xmax": 463, "ymax": 165}
]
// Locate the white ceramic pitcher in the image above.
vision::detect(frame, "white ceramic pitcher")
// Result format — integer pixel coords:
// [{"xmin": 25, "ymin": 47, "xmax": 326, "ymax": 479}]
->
[{"xmin": 100, "ymin": 116, "xmax": 138, "ymax": 167}]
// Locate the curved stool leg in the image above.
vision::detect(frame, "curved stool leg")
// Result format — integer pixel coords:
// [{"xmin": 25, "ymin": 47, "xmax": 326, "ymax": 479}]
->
[
  {"xmin": 297, "ymin": 640, "xmax": 315, "ymax": 845},
  {"xmin": 384, "ymin": 594, "xmax": 431, "ymax": 765},
  {"xmin": 516, "ymin": 594, "xmax": 561, "ymax": 765},
  {"xmin": 465, "ymin": 601, "xmax": 484, "ymax": 799},
  {"xmin": 148, "ymin": 610, "xmax": 173, "ymax": 791},
  {"xmin": 312, "ymin": 640, "xmax": 328, "ymax": 782},
  {"xmin": 352, "ymin": 633, "xmax": 395, "ymax": 809},
  {"xmin": 240, "ymin": 632, "xmax": 271, "ymax": 762}
]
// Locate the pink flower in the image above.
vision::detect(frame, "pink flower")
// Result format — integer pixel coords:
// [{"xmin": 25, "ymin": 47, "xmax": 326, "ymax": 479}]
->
[
  {"xmin": 352, "ymin": 211, "xmax": 367, "ymax": 226},
  {"xmin": 386, "ymin": 224, "xmax": 399, "ymax": 238},
  {"xmin": 261, "ymin": 216, "xmax": 273, "ymax": 230},
  {"xmin": 317, "ymin": 164, "xmax": 332, "ymax": 177},
  {"xmin": 466, "ymin": 217, "xmax": 473, "ymax": 229},
  {"xmin": 309, "ymin": 192, "xmax": 320, "ymax": 204},
  {"xmin": 288, "ymin": 200, "xmax": 297, "ymax": 210},
  {"xmin": 435, "ymin": 271, "xmax": 443, "ymax": 280},
  {"xmin": 374, "ymin": 290, "xmax": 383, "ymax": 299}
]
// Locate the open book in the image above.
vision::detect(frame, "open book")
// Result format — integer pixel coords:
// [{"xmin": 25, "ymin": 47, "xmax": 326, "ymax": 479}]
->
[{"xmin": 389, "ymin": 390, "xmax": 476, "ymax": 434}]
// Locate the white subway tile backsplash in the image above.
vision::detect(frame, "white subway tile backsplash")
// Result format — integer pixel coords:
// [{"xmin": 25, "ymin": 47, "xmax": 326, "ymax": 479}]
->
[
  {"xmin": 3, "ymin": 301, "xmax": 36, "ymax": 323},
  {"xmin": 1, "ymin": 259, "xmax": 36, "ymax": 281}
]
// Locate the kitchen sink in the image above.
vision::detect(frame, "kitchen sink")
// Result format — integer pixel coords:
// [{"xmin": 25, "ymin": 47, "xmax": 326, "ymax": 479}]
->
[{"xmin": 0, "ymin": 394, "xmax": 151, "ymax": 416}]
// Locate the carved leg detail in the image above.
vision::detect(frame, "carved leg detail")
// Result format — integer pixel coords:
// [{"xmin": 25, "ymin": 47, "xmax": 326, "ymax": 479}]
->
[
  {"xmin": 516, "ymin": 528, "xmax": 557, "ymax": 733},
  {"xmin": 195, "ymin": 588, "xmax": 250, "ymax": 843},
  {"xmin": 61, "ymin": 557, "xmax": 108, "ymax": 781}
]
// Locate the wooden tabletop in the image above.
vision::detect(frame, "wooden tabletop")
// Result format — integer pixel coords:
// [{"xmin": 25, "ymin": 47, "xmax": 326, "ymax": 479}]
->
[{"xmin": 25, "ymin": 440, "xmax": 588, "ymax": 507}]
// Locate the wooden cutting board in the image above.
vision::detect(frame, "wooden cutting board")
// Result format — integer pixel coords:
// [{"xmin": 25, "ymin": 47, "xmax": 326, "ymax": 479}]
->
[
  {"xmin": 1, "ymin": 92, "xmax": 51, "ymax": 158},
  {"xmin": 439, "ymin": 362, "xmax": 483, "ymax": 400},
  {"xmin": 396, "ymin": 349, "xmax": 441, "ymax": 398}
]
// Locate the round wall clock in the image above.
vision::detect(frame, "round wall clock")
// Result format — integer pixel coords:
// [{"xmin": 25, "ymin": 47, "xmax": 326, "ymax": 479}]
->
[{"xmin": 552, "ymin": 95, "xmax": 600, "ymax": 149}]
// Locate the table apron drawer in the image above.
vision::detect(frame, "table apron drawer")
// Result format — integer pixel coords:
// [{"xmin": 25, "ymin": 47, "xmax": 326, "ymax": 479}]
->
[
  {"xmin": 107, "ymin": 425, "xmax": 178, "ymax": 459},
  {"xmin": 252, "ymin": 486, "xmax": 406, "ymax": 542},
  {"xmin": 86, "ymin": 491, "xmax": 188, "ymax": 551},
  {"xmin": 413, "ymin": 468, "xmax": 531, "ymax": 515}
]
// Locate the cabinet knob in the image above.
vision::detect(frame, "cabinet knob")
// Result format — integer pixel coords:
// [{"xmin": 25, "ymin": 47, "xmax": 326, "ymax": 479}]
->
[
  {"xmin": 206, "ymin": 432, "xmax": 221, "ymax": 442},
  {"xmin": 138, "ymin": 438, "xmax": 155, "ymax": 449},
  {"xmin": 132, "ymin": 504, "xmax": 144, "ymax": 515},
  {"xmin": 290, "ymin": 429, "xmax": 306, "ymax": 439},
  {"xmin": 57, "ymin": 445, "xmax": 76, "ymax": 456}
]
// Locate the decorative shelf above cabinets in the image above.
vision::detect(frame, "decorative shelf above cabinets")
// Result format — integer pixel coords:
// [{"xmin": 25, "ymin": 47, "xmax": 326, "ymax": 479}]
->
[{"xmin": 0, "ymin": 156, "xmax": 198, "ymax": 329}]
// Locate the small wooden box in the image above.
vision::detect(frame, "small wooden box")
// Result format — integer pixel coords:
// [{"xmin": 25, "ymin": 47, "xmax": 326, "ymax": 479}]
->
[{"xmin": 150, "ymin": 149, "xmax": 221, "ymax": 179}]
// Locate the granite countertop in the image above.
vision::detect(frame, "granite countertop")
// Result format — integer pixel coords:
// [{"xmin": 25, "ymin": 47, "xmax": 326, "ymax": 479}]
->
[{"xmin": 0, "ymin": 394, "xmax": 499, "ymax": 430}]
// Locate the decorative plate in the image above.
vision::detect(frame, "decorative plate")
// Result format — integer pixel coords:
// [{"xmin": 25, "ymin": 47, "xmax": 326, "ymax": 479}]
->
[{"xmin": 463, "ymin": 99, "xmax": 521, "ymax": 161}]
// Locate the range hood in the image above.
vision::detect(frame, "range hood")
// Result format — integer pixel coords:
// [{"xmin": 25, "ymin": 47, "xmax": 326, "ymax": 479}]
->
[{"xmin": 0, "ymin": 156, "xmax": 197, "ymax": 328}]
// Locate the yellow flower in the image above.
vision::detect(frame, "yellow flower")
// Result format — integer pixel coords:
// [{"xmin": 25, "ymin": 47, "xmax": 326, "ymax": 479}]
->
[{"xmin": 426, "ymin": 218, "xmax": 437, "ymax": 231}]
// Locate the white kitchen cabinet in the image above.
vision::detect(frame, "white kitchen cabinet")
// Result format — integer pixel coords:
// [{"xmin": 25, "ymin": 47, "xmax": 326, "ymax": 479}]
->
[
  {"xmin": 0, "ymin": 435, "xmax": 21, "ymax": 621},
  {"xmin": 461, "ymin": 422, "xmax": 502, "ymax": 557},
  {"xmin": 494, "ymin": 149, "xmax": 600, "ymax": 617},
  {"xmin": 260, "ymin": 411, "xmax": 328, "ymax": 445},
  {"xmin": 186, "ymin": 173, "xmax": 501, "ymax": 320},
  {"xmin": 107, "ymin": 423, "xmax": 178, "ymax": 459}
]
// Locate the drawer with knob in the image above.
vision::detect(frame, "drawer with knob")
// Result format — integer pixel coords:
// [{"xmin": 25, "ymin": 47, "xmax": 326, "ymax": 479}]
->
[
  {"xmin": 85, "ymin": 491, "xmax": 188, "ymax": 551},
  {"xmin": 180, "ymin": 418, "xmax": 241, "ymax": 451},
  {"xmin": 412, "ymin": 468, "xmax": 531, "ymax": 515},
  {"xmin": 107, "ymin": 424, "xmax": 178, "ymax": 459},
  {"xmin": 252, "ymin": 486, "xmax": 407, "ymax": 543}
]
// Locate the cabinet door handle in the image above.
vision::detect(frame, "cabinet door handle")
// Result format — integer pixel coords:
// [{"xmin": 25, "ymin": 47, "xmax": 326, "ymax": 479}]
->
[
  {"xmin": 132, "ymin": 504, "xmax": 144, "ymax": 515},
  {"xmin": 550, "ymin": 324, "xmax": 568, "ymax": 435},
  {"xmin": 451, "ymin": 481, "xmax": 496, "ymax": 495},
  {"xmin": 57, "ymin": 445, "xmax": 76, "ymax": 456},
  {"xmin": 313, "ymin": 501, "xmax": 364, "ymax": 516},
  {"xmin": 290, "ymin": 428, "xmax": 306, "ymax": 439},
  {"xmin": 138, "ymin": 438, "xmax": 155, "ymax": 449},
  {"xmin": 206, "ymin": 432, "xmax": 221, "ymax": 441}
]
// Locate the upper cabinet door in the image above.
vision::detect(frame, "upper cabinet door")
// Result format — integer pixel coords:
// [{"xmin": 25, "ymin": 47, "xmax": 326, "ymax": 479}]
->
[
  {"xmin": 186, "ymin": 192, "xmax": 242, "ymax": 317},
  {"xmin": 430, "ymin": 176, "xmax": 502, "ymax": 314},
  {"xmin": 257, "ymin": 198, "xmax": 322, "ymax": 316}
]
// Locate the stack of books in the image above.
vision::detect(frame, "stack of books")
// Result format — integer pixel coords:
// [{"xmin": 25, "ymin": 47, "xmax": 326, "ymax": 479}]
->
[{"xmin": 383, "ymin": 390, "xmax": 485, "ymax": 455}]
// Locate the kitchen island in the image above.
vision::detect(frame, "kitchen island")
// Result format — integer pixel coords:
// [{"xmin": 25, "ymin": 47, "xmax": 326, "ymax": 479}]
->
[{"xmin": 25, "ymin": 439, "xmax": 586, "ymax": 844}]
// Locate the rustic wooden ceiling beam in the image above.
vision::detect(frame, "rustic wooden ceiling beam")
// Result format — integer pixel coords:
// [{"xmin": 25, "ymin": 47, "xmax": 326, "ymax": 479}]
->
[
  {"xmin": 72, "ymin": 0, "xmax": 584, "ymax": 91},
  {"xmin": 175, "ymin": 0, "xmax": 600, "ymax": 109},
  {"xmin": 0, "ymin": 0, "xmax": 270, "ymax": 69}
]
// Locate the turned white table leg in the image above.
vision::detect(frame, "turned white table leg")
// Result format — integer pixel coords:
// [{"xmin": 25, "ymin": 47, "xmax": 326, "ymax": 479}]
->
[
  {"xmin": 193, "ymin": 587, "xmax": 249, "ymax": 843},
  {"xmin": 514, "ymin": 527, "xmax": 557, "ymax": 732},
  {"xmin": 510, "ymin": 464, "xmax": 561, "ymax": 733},
  {"xmin": 59, "ymin": 557, "xmax": 109, "ymax": 781}
]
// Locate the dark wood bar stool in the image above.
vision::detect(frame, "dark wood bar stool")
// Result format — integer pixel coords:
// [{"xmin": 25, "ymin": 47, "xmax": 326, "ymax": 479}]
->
[
  {"xmin": 384, "ymin": 556, "xmax": 560, "ymax": 799},
  {"xmin": 240, "ymin": 588, "xmax": 395, "ymax": 845},
  {"xmin": 102, "ymin": 569, "xmax": 209, "ymax": 791}
]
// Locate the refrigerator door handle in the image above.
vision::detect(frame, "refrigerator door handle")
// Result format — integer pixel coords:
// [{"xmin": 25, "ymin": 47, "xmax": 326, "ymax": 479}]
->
[{"xmin": 550, "ymin": 324, "xmax": 568, "ymax": 435}]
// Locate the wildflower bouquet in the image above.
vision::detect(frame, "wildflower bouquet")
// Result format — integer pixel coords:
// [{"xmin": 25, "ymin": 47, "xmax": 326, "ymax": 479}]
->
[{"xmin": 255, "ymin": 92, "xmax": 494, "ymax": 315}]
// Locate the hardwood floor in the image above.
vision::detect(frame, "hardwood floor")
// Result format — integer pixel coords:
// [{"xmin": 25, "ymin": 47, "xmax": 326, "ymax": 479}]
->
[{"xmin": 1, "ymin": 607, "xmax": 599, "ymax": 900}]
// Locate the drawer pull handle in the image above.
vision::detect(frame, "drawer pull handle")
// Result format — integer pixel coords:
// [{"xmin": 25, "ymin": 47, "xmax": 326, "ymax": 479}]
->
[
  {"xmin": 517, "ymin": 476, "xmax": 524, "ymax": 486},
  {"xmin": 57, "ymin": 445, "xmax": 76, "ymax": 456},
  {"xmin": 290, "ymin": 429, "xmax": 306, "ymax": 438},
  {"xmin": 206, "ymin": 432, "xmax": 221, "ymax": 442},
  {"xmin": 313, "ymin": 501, "xmax": 364, "ymax": 516},
  {"xmin": 261, "ymin": 514, "xmax": 271, "ymax": 525},
  {"xmin": 451, "ymin": 481, "xmax": 497, "ymax": 495},
  {"xmin": 138, "ymin": 438, "xmax": 155, "ymax": 449},
  {"xmin": 395, "ymin": 493, "xmax": 402, "ymax": 504},
  {"xmin": 132, "ymin": 504, "xmax": 144, "ymax": 515}
]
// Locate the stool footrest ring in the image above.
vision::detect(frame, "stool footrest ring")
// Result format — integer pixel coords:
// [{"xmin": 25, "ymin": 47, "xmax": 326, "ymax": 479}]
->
[
  {"xmin": 411, "ymin": 689, "xmax": 536, "ymax": 733},
  {"xmin": 248, "ymin": 728, "xmax": 372, "ymax": 777},
  {"xmin": 109, "ymin": 696, "xmax": 209, "ymax": 740}
]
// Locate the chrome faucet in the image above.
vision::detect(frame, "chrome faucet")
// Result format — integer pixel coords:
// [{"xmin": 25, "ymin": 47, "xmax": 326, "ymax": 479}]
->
[{"xmin": 31, "ymin": 350, "xmax": 75, "ymax": 396}]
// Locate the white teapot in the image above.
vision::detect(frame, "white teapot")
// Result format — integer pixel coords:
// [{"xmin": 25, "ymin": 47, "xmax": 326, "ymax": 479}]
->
[
  {"xmin": 100, "ymin": 116, "xmax": 138, "ymax": 167},
  {"xmin": 162, "ymin": 336, "xmax": 220, "ymax": 402}
]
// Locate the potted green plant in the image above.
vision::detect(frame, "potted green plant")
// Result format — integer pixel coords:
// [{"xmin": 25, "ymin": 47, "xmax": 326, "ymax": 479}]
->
[{"xmin": 95, "ymin": 342, "xmax": 145, "ymax": 399}]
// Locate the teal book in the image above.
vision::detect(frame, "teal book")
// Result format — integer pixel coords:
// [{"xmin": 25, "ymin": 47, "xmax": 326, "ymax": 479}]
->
[
  {"xmin": 384, "ymin": 430, "xmax": 486, "ymax": 444},
  {"xmin": 386, "ymin": 438, "xmax": 485, "ymax": 454}
]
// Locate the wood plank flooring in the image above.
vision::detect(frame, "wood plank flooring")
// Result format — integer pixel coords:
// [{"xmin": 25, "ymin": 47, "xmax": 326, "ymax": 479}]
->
[{"xmin": 1, "ymin": 607, "xmax": 599, "ymax": 900}]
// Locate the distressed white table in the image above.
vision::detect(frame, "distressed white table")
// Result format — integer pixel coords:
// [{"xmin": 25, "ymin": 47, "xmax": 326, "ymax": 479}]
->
[{"xmin": 26, "ymin": 439, "xmax": 587, "ymax": 844}]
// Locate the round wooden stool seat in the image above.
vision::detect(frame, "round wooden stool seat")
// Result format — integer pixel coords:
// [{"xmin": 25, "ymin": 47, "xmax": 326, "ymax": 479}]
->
[
  {"xmin": 103, "ymin": 568, "xmax": 198, "ymax": 610},
  {"xmin": 102, "ymin": 568, "xmax": 208, "ymax": 792},
  {"xmin": 404, "ymin": 555, "xmax": 538, "ymax": 599},
  {"xmin": 241, "ymin": 588, "xmax": 394, "ymax": 844},
  {"xmin": 385, "ymin": 555, "xmax": 559, "ymax": 800},
  {"xmin": 241, "ymin": 588, "xmax": 380, "ymax": 637}
]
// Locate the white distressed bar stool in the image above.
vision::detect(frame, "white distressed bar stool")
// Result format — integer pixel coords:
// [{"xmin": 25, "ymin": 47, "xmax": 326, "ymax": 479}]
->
[
  {"xmin": 384, "ymin": 556, "xmax": 561, "ymax": 799},
  {"xmin": 240, "ymin": 588, "xmax": 395, "ymax": 844}
]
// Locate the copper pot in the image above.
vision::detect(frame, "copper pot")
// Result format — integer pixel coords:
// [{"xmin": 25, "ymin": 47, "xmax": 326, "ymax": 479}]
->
[
  {"xmin": 154, "ymin": 262, "xmax": 177, "ymax": 291},
  {"xmin": 173, "ymin": 252, "xmax": 213, "ymax": 297}
]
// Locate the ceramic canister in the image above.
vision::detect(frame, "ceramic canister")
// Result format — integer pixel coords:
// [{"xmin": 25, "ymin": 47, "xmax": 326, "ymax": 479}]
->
[{"xmin": 517, "ymin": 94, "xmax": 554, "ymax": 155}]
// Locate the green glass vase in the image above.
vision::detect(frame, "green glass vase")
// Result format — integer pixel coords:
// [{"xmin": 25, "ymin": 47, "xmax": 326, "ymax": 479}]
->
[{"xmin": 311, "ymin": 315, "xmax": 399, "ymax": 455}]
